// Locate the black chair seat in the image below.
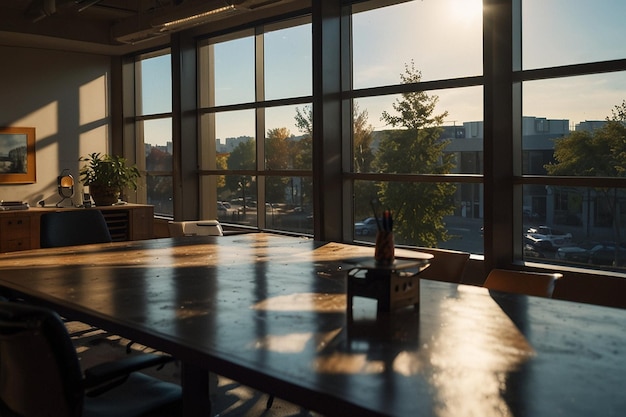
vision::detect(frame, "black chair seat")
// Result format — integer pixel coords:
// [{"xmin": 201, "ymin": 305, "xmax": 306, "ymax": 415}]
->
[{"xmin": 0, "ymin": 301, "xmax": 182, "ymax": 417}]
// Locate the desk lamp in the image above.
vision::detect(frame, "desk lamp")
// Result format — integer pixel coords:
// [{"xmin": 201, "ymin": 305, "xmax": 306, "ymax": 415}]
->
[{"xmin": 56, "ymin": 169, "xmax": 74, "ymax": 207}]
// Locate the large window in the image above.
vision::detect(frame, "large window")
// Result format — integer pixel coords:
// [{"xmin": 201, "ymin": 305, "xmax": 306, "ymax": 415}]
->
[
  {"xmin": 198, "ymin": 17, "xmax": 313, "ymax": 232},
  {"xmin": 519, "ymin": 0, "xmax": 626, "ymax": 272},
  {"xmin": 349, "ymin": 0, "xmax": 484, "ymax": 252},
  {"xmin": 127, "ymin": 0, "xmax": 626, "ymax": 279},
  {"xmin": 135, "ymin": 50, "xmax": 173, "ymax": 216}
]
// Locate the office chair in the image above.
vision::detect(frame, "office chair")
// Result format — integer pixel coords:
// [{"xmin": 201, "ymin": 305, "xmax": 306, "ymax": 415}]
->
[
  {"xmin": 414, "ymin": 247, "xmax": 470, "ymax": 283},
  {"xmin": 483, "ymin": 268, "xmax": 563, "ymax": 298},
  {"xmin": 168, "ymin": 220, "xmax": 223, "ymax": 237},
  {"xmin": 40, "ymin": 210, "xmax": 112, "ymax": 248},
  {"xmin": 39, "ymin": 210, "xmax": 114, "ymax": 338},
  {"xmin": 0, "ymin": 300, "xmax": 181, "ymax": 417}
]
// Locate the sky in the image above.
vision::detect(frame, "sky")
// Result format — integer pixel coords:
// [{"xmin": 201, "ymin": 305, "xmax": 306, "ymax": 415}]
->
[
  {"xmin": 0, "ymin": 133, "xmax": 27, "ymax": 155},
  {"xmin": 140, "ymin": 0, "xmax": 626, "ymax": 146}
]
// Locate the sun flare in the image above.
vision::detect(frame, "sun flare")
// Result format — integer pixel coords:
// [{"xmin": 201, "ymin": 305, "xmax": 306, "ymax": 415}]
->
[{"xmin": 448, "ymin": 0, "xmax": 483, "ymax": 22}]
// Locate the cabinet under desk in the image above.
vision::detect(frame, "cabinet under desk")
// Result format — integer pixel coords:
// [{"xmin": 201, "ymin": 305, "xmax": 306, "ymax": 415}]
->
[{"xmin": 0, "ymin": 204, "xmax": 154, "ymax": 252}]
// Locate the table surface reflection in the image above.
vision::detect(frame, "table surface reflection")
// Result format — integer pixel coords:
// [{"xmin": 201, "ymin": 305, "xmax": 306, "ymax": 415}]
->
[{"xmin": 0, "ymin": 233, "xmax": 625, "ymax": 417}]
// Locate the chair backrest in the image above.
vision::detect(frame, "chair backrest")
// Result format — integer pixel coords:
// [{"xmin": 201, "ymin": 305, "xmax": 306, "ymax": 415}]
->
[
  {"xmin": 40, "ymin": 210, "xmax": 112, "ymax": 248},
  {"xmin": 483, "ymin": 268, "xmax": 563, "ymax": 298},
  {"xmin": 552, "ymin": 274, "xmax": 626, "ymax": 309},
  {"xmin": 0, "ymin": 301, "xmax": 84, "ymax": 417},
  {"xmin": 415, "ymin": 247, "xmax": 470, "ymax": 283},
  {"xmin": 168, "ymin": 220, "xmax": 223, "ymax": 237}
]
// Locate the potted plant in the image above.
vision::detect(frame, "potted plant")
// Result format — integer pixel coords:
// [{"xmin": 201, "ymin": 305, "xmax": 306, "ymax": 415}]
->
[{"xmin": 79, "ymin": 153, "xmax": 140, "ymax": 206}]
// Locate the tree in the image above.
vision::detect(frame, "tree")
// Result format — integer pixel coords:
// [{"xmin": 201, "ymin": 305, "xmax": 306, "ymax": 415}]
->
[
  {"xmin": 351, "ymin": 103, "xmax": 378, "ymax": 221},
  {"xmin": 353, "ymin": 102, "xmax": 375, "ymax": 173},
  {"xmin": 296, "ymin": 103, "xmax": 376, "ymax": 217},
  {"xmin": 294, "ymin": 106, "xmax": 313, "ymax": 170},
  {"xmin": 266, "ymin": 127, "xmax": 292, "ymax": 170},
  {"xmin": 215, "ymin": 152, "xmax": 228, "ymax": 193},
  {"xmin": 610, "ymin": 99, "xmax": 626, "ymax": 122},
  {"xmin": 375, "ymin": 61, "xmax": 457, "ymax": 247},
  {"xmin": 225, "ymin": 139, "xmax": 255, "ymax": 194},
  {"xmin": 545, "ymin": 102, "xmax": 626, "ymax": 264},
  {"xmin": 265, "ymin": 127, "xmax": 293, "ymax": 202}
]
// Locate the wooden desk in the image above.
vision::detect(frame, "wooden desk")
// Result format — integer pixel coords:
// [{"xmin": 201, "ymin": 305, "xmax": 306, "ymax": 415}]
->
[
  {"xmin": 0, "ymin": 204, "xmax": 154, "ymax": 252},
  {"xmin": 0, "ymin": 233, "xmax": 625, "ymax": 417}
]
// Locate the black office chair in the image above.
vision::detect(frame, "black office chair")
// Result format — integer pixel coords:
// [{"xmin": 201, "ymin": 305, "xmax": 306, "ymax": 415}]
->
[
  {"xmin": 40, "ymin": 210, "xmax": 112, "ymax": 248},
  {"xmin": 0, "ymin": 300, "xmax": 181, "ymax": 417},
  {"xmin": 39, "ymin": 210, "xmax": 114, "ymax": 338}
]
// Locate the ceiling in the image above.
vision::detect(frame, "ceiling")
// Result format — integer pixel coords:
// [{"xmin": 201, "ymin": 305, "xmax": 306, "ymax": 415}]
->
[{"xmin": 0, "ymin": 0, "xmax": 303, "ymax": 54}]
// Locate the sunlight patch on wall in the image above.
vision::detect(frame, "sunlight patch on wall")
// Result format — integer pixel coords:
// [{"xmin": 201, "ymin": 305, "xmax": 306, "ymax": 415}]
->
[
  {"xmin": 79, "ymin": 75, "xmax": 108, "ymax": 125},
  {"xmin": 15, "ymin": 101, "xmax": 59, "ymax": 140},
  {"xmin": 79, "ymin": 124, "xmax": 108, "ymax": 157}
]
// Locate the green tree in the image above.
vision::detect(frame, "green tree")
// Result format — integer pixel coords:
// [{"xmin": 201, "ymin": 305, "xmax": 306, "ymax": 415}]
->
[
  {"xmin": 266, "ymin": 127, "xmax": 293, "ymax": 202},
  {"xmin": 295, "ymin": 103, "xmax": 375, "ymax": 172},
  {"xmin": 294, "ymin": 106, "xmax": 313, "ymax": 171},
  {"xmin": 610, "ymin": 99, "xmax": 626, "ymax": 122},
  {"xmin": 225, "ymin": 139, "xmax": 255, "ymax": 193},
  {"xmin": 375, "ymin": 61, "xmax": 456, "ymax": 247},
  {"xmin": 296, "ymin": 103, "xmax": 377, "ymax": 219},
  {"xmin": 352, "ymin": 102, "xmax": 378, "ymax": 221},
  {"xmin": 266, "ymin": 127, "xmax": 292, "ymax": 170},
  {"xmin": 215, "ymin": 152, "xmax": 228, "ymax": 196},
  {"xmin": 545, "ymin": 104, "xmax": 626, "ymax": 259},
  {"xmin": 353, "ymin": 102, "xmax": 375, "ymax": 173}
]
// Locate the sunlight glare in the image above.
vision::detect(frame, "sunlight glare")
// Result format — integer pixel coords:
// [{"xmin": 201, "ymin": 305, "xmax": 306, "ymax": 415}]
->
[{"xmin": 448, "ymin": 0, "xmax": 482, "ymax": 22}]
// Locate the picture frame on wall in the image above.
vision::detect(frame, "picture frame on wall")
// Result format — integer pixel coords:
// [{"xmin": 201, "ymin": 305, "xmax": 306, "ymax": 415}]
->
[{"xmin": 0, "ymin": 127, "xmax": 36, "ymax": 184}]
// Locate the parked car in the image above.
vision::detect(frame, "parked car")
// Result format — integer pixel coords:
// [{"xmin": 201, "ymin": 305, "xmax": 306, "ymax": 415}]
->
[
  {"xmin": 525, "ymin": 225, "xmax": 572, "ymax": 250},
  {"xmin": 526, "ymin": 226, "xmax": 572, "ymax": 239},
  {"xmin": 354, "ymin": 217, "xmax": 379, "ymax": 236},
  {"xmin": 556, "ymin": 241, "xmax": 626, "ymax": 267},
  {"xmin": 217, "ymin": 202, "xmax": 229, "ymax": 213},
  {"xmin": 524, "ymin": 233, "xmax": 563, "ymax": 251}
]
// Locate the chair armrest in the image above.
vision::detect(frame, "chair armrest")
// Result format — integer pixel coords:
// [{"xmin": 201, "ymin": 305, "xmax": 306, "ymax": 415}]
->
[{"xmin": 84, "ymin": 353, "xmax": 175, "ymax": 392}]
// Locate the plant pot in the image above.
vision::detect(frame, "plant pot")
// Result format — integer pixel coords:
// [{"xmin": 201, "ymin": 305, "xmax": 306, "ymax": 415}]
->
[{"xmin": 89, "ymin": 184, "xmax": 120, "ymax": 206}]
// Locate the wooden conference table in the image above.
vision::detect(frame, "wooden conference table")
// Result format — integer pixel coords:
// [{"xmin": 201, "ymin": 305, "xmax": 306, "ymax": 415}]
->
[{"xmin": 0, "ymin": 232, "xmax": 625, "ymax": 417}]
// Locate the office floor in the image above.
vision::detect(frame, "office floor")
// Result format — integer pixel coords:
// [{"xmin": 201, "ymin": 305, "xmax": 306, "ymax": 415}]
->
[{"xmin": 68, "ymin": 321, "xmax": 323, "ymax": 417}]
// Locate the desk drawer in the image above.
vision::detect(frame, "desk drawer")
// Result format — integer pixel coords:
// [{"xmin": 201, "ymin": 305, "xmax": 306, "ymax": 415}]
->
[
  {"xmin": 0, "ymin": 238, "xmax": 30, "ymax": 252},
  {"xmin": 0, "ymin": 216, "xmax": 31, "ymax": 239}
]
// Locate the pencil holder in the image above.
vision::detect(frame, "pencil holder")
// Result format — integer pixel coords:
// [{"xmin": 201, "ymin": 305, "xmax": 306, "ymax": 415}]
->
[{"xmin": 374, "ymin": 230, "xmax": 395, "ymax": 265}]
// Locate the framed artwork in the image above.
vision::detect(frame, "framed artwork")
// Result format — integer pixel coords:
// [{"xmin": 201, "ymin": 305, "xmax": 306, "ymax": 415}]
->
[{"xmin": 0, "ymin": 127, "xmax": 36, "ymax": 184}]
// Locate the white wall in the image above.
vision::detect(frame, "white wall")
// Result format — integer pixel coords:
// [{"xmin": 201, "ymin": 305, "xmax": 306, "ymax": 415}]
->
[{"xmin": 0, "ymin": 45, "xmax": 112, "ymax": 206}]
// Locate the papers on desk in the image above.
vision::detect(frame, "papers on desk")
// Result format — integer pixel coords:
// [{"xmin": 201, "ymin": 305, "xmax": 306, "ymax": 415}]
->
[{"xmin": 0, "ymin": 201, "xmax": 29, "ymax": 210}]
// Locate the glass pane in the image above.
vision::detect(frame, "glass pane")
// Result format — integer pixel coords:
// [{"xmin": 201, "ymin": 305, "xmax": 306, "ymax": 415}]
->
[
  {"xmin": 147, "ymin": 174, "xmax": 173, "ymax": 216},
  {"xmin": 354, "ymin": 180, "xmax": 483, "ymax": 253},
  {"xmin": 265, "ymin": 176, "xmax": 313, "ymax": 234},
  {"xmin": 352, "ymin": 0, "xmax": 482, "ymax": 89},
  {"xmin": 141, "ymin": 118, "xmax": 172, "ymax": 171},
  {"xmin": 522, "ymin": 0, "xmax": 626, "ymax": 70},
  {"xmin": 219, "ymin": 175, "xmax": 258, "ymax": 227},
  {"xmin": 139, "ymin": 54, "xmax": 171, "ymax": 115},
  {"xmin": 215, "ymin": 110, "xmax": 256, "ymax": 170},
  {"xmin": 265, "ymin": 104, "xmax": 312, "ymax": 170},
  {"xmin": 354, "ymin": 86, "xmax": 483, "ymax": 174},
  {"xmin": 522, "ymin": 72, "xmax": 626, "ymax": 176},
  {"xmin": 213, "ymin": 36, "xmax": 255, "ymax": 106},
  {"xmin": 522, "ymin": 184, "xmax": 626, "ymax": 273},
  {"xmin": 264, "ymin": 23, "xmax": 312, "ymax": 100}
]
